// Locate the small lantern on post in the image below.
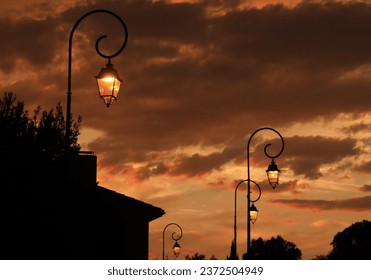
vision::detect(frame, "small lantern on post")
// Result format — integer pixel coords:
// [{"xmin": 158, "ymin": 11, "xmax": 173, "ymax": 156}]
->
[
  {"xmin": 250, "ymin": 203, "xmax": 258, "ymax": 224},
  {"xmin": 173, "ymin": 241, "xmax": 181, "ymax": 258},
  {"xmin": 266, "ymin": 159, "xmax": 280, "ymax": 189}
]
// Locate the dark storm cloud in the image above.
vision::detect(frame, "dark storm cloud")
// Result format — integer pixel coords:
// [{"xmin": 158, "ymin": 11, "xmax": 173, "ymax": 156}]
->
[
  {"xmin": 252, "ymin": 135, "xmax": 359, "ymax": 179},
  {"xmin": 271, "ymin": 195, "xmax": 371, "ymax": 211},
  {"xmin": 284, "ymin": 136, "xmax": 359, "ymax": 179},
  {"xmin": 341, "ymin": 122, "xmax": 370, "ymax": 134},
  {"xmin": 134, "ymin": 161, "xmax": 169, "ymax": 181},
  {"xmin": 360, "ymin": 184, "xmax": 371, "ymax": 192},
  {"xmin": 354, "ymin": 161, "xmax": 371, "ymax": 174},
  {"xmin": 2, "ymin": 0, "xmax": 371, "ymax": 177},
  {"xmin": 125, "ymin": 143, "xmax": 242, "ymax": 181},
  {"xmin": 0, "ymin": 16, "xmax": 61, "ymax": 72},
  {"xmin": 169, "ymin": 144, "xmax": 242, "ymax": 177},
  {"xmin": 216, "ymin": 1, "xmax": 371, "ymax": 66}
]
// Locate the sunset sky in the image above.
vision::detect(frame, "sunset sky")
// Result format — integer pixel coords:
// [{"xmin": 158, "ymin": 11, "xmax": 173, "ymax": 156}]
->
[{"xmin": 1, "ymin": 0, "xmax": 371, "ymax": 259}]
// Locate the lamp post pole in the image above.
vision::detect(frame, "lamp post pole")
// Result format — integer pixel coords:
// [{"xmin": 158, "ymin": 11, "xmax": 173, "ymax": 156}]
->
[
  {"xmin": 245, "ymin": 127, "xmax": 285, "ymax": 260},
  {"xmin": 162, "ymin": 223, "xmax": 183, "ymax": 260},
  {"xmin": 233, "ymin": 179, "xmax": 247, "ymax": 259},
  {"xmin": 65, "ymin": 9, "xmax": 128, "ymax": 149}
]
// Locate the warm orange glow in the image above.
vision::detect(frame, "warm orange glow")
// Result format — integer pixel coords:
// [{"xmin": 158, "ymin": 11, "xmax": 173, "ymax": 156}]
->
[
  {"xmin": 250, "ymin": 203, "xmax": 259, "ymax": 224},
  {"xmin": 268, "ymin": 170, "xmax": 279, "ymax": 180},
  {"xmin": 102, "ymin": 77, "xmax": 115, "ymax": 82},
  {"xmin": 266, "ymin": 160, "xmax": 280, "ymax": 189},
  {"xmin": 95, "ymin": 61, "xmax": 122, "ymax": 107}
]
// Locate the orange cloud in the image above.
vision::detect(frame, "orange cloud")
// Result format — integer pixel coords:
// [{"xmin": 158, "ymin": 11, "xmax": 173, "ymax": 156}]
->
[{"xmin": 271, "ymin": 196, "xmax": 371, "ymax": 212}]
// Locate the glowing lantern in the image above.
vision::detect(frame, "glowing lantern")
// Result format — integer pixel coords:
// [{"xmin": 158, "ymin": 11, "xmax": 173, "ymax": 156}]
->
[
  {"xmin": 173, "ymin": 241, "xmax": 181, "ymax": 258},
  {"xmin": 266, "ymin": 160, "xmax": 280, "ymax": 189},
  {"xmin": 250, "ymin": 203, "xmax": 259, "ymax": 224},
  {"xmin": 96, "ymin": 60, "xmax": 122, "ymax": 107}
]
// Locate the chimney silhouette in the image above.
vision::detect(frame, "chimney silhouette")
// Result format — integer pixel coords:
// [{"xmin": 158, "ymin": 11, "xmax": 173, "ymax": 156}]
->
[{"xmin": 67, "ymin": 151, "xmax": 97, "ymax": 187}]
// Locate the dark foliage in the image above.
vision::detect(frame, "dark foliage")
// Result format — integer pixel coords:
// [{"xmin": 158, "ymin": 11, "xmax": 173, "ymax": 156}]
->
[
  {"xmin": 0, "ymin": 92, "xmax": 80, "ymax": 186},
  {"xmin": 245, "ymin": 235, "xmax": 302, "ymax": 260},
  {"xmin": 326, "ymin": 220, "xmax": 371, "ymax": 260},
  {"xmin": 226, "ymin": 240, "xmax": 239, "ymax": 260},
  {"xmin": 185, "ymin": 252, "xmax": 206, "ymax": 260},
  {"xmin": 185, "ymin": 253, "xmax": 217, "ymax": 260}
]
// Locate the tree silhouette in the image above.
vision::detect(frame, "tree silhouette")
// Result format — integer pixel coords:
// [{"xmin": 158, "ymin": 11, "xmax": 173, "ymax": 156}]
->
[
  {"xmin": 185, "ymin": 253, "xmax": 217, "ymax": 260},
  {"xmin": 0, "ymin": 92, "xmax": 81, "ymax": 187},
  {"xmin": 37, "ymin": 102, "xmax": 81, "ymax": 160},
  {"xmin": 226, "ymin": 240, "xmax": 239, "ymax": 260},
  {"xmin": 244, "ymin": 235, "xmax": 302, "ymax": 260},
  {"xmin": 326, "ymin": 220, "xmax": 371, "ymax": 260},
  {"xmin": 185, "ymin": 253, "xmax": 206, "ymax": 260}
]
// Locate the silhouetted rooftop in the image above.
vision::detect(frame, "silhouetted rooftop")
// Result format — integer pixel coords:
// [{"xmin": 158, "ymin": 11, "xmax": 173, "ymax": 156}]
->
[{"xmin": 96, "ymin": 185, "xmax": 165, "ymax": 222}]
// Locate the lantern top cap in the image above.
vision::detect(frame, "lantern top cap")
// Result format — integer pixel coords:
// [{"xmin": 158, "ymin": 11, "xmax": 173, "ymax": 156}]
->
[
  {"xmin": 250, "ymin": 203, "xmax": 258, "ymax": 212},
  {"xmin": 95, "ymin": 60, "xmax": 122, "ymax": 82},
  {"xmin": 173, "ymin": 241, "xmax": 181, "ymax": 249},
  {"xmin": 266, "ymin": 159, "xmax": 280, "ymax": 173}
]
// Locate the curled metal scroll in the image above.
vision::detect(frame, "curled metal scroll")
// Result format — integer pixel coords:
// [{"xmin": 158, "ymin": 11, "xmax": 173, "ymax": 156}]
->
[
  {"xmin": 93, "ymin": 14, "xmax": 128, "ymax": 60},
  {"xmin": 163, "ymin": 223, "xmax": 183, "ymax": 241},
  {"xmin": 69, "ymin": 9, "xmax": 128, "ymax": 62},
  {"xmin": 162, "ymin": 223, "xmax": 183, "ymax": 260},
  {"xmin": 249, "ymin": 179, "xmax": 262, "ymax": 203},
  {"xmin": 248, "ymin": 127, "xmax": 285, "ymax": 161}
]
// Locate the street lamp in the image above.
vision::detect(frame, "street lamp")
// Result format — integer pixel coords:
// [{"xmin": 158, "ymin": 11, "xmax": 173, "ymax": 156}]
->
[
  {"xmin": 233, "ymin": 178, "xmax": 261, "ymax": 259},
  {"xmin": 65, "ymin": 9, "xmax": 128, "ymax": 146},
  {"xmin": 233, "ymin": 127, "xmax": 284, "ymax": 260},
  {"xmin": 162, "ymin": 223, "xmax": 183, "ymax": 260},
  {"xmin": 246, "ymin": 127, "xmax": 284, "ymax": 259}
]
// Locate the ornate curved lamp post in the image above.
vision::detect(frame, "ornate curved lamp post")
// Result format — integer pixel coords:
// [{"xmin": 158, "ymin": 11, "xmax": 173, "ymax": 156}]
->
[
  {"xmin": 65, "ymin": 9, "xmax": 128, "ymax": 145},
  {"xmin": 162, "ymin": 223, "xmax": 183, "ymax": 260},
  {"xmin": 233, "ymin": 127, "xmax": 284, "ymax": 260}
]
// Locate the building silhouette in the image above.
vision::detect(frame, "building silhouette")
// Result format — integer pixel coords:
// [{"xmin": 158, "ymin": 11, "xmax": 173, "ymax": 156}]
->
[{"xmin": 0, "ymin": 152, "xmax": 164, "ymax": 259}]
